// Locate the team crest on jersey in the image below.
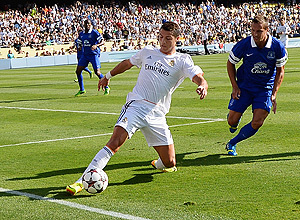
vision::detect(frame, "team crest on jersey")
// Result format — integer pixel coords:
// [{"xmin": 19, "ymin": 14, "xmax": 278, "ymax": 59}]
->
[
  {"xmin": 267, "ymin": 51, "xmax": 275, "ymax": 60},
  {"xmin": 84, "ymin": 40, "xmax": 91, "ymax": 47},
  {"xmin": 168, "ymin": 60, "xmax": 175, "ymax": 67}
]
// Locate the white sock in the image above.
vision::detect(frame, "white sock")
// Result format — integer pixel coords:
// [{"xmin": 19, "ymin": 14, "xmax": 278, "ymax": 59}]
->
[
  {"xmin": 76, "ymin": 146, "xmax": 114, "ymax": 183},
  {"xmin": 155, "ymin": 158, "xmax": 166, "ymax": 170}
]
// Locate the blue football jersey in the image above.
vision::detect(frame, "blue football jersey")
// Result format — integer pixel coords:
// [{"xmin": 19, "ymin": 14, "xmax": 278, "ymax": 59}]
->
[
  {"xmin": 79, "ymin": 29, "xmax": 102, "ymax": 56},
  {"xmin": 228, "ymin": 35, "xmax": 287, "ymax": 91}
]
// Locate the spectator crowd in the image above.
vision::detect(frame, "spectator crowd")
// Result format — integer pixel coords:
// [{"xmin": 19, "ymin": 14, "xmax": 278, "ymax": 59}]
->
[{"xmin": 1, "ymin": 0, "xmax": 300, "ymax": 57}]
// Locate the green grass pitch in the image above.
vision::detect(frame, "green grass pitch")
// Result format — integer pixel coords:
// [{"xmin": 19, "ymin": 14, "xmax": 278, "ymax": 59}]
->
[{"xmin": 0, "ymin": 48, "xmax": 299, "ymax": 219}]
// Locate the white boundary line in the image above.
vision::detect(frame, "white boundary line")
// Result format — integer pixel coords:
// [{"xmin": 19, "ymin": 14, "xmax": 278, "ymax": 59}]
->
[
  {"xmin": 0, "ymin": 187, "xmax": 151, "ymax": 220},
  {"xmin": 0, "ymin": 106, "xmax": 119, "ymax": 115},
  {"xmin": 169, "ymin": 120, "xmax": 223, "ymax": 127},
  {"xmin": 0, "ymin": 133, "xmax": 113, "ymax": 148},
  {"xmin": 0, "ymin": 106, "xmax": 225, "ymax": 121},
  {"xmin": 0, "ymin": 106, "xmax": 225, "ymax": 148}
]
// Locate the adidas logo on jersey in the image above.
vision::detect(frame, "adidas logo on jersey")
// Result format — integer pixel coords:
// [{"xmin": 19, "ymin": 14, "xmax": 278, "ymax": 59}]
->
[{"xmin": 146, "ymin": 56, "xmax": 152, "ymax": 59}]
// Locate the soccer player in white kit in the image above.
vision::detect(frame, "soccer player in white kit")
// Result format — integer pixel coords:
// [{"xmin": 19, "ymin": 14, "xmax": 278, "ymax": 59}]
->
[
  {"xmin": 276, "ymin": 18, "xmax": 291, "ymax": 48},
  {"xmin": 66, "ymin": 21, "xmax": 208, "ymax": 195}
]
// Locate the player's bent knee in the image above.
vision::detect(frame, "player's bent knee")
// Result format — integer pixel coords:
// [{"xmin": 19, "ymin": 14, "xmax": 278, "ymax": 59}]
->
[
  {"xmin": 251, "ymin": 120, "xmax": 264, "ymax": 130},
  {"xmin": 228, "ymin": 118, "xmax": 238, "ymax": 127}
]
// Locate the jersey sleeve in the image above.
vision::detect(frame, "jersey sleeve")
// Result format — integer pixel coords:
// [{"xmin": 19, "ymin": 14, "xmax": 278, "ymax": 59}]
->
[
  {"xmin": 182, "ymin": 54, "xmax": 203, "ymax": 80},
  {"xmin": 94, "ymin": 30, "xmax": 103, "ymax": 44},
  {"xmin": 228, "ymin": 40, "xmax": 245, "ymax": 64},
  {"xmin": 129, "ymin": 48, "xmax": 145, "ymax": 68},
  {"xmin": 276, "ymin": 44, "xmax": 288, "ymax": 67}
]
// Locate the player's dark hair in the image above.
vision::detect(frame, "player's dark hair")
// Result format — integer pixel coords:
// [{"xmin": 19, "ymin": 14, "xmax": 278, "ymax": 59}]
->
[
  {"xmin": 252, "ymin": 14, "xmax": 269, "ymax": 29},
  {"xmin": 160, "ymin": 21, "xmax": 181, "ymax": 37}
]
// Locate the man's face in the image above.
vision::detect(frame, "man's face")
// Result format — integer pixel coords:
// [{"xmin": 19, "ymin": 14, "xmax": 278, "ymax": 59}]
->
[
  {"xmin": 159, "ymin": 29, "xmax": 178, "ymax": 55},
  {"xmin": 84, "ymin": 20, "xmax": 92, "ymax": 32},
  {"xmin": 251, "ymin": 22, "xmax": 268, "ymax": 44}
]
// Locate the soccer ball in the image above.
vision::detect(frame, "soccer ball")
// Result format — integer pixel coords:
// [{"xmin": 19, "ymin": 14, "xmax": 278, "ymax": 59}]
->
[{"xmin": 82, "ymin": 169, "xmax": 108, "ymax": 194}]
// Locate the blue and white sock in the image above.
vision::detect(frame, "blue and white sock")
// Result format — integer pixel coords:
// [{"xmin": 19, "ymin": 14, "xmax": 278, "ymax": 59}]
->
[{"xmin": 76, "ymin": 73, "xmax": 84, "ymax": 91}]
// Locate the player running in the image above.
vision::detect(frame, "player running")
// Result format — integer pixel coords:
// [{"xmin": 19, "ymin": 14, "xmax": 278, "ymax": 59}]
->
[
  {"xmin": 226, "ymin": 14, "xmax": 288, "ymax": 156},
  {"xmin": 75, "ymin": 19, "xmax": 110, "ymax": 96},
  {"xmin": 66, "ymin": 21, "xmax": 208, "ymax": 195},
  {"xmin": 74, "ymin": 28, "xmax": 93, "ymax": 81},
  {"xmin": 276, "ymin": 18, "xmax": 291, "ymax": 48}
]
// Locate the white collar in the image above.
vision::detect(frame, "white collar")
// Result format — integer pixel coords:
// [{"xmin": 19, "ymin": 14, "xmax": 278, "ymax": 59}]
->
[{"xmin": 250, "ymin": 33, "xmax": 272, "ymax": 48}]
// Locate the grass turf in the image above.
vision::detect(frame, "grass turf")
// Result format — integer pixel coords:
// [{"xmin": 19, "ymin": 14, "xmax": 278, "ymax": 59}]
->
[{"xmin": 0, "ymin": 48, "xmax": 299, "ymax": 219}]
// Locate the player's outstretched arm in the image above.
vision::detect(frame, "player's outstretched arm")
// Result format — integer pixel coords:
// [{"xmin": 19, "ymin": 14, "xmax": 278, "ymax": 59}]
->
[
  {"xmin": 271, "ymin": 66, "xmax": 285, "ymax": 114},
  {"xmin": 98, "ymin": 59, "xmax": 134, "ymax": 91},
  {"xmin": 192, "ymin": 73, "xmax": 208, "ymax": 100}
]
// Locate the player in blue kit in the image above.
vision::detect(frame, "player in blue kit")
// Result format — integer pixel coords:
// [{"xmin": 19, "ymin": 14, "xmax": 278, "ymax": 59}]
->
[
  {"xmin": 75, "ymin": 19, "xmax": 110, "ymax": 96},
  {"xmin": 226, "ymin": 14, "xmax": 287, "ymax": 156},
  {"xmin": 74, "ymin": 28, "xmax": 93, "ymax": 80}
]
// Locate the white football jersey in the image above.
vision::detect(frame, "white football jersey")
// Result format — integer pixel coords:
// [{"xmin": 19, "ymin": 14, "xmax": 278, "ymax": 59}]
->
[
  {"xmin": 276, "ymin": 24, "xmax": 291, "ymax": 46},
  {"xmin": 128, "ymin": 46, "xmax": 203, "ymax": 114}
]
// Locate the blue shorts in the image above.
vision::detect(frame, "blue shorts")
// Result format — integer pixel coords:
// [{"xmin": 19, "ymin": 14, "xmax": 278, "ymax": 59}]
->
[
  {"xmin": 228, "ymin": 88, "xmax": 272, "ymax": 113},
  {"xmin": 78, "ymin": 54, "xmax": 101, "ymax": 70}
]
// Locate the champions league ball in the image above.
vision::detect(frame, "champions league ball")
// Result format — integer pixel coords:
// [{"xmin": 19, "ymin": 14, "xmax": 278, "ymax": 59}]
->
[{"xmin": 82, "ymin": 169, "xmax": 108, "ymax": 194}]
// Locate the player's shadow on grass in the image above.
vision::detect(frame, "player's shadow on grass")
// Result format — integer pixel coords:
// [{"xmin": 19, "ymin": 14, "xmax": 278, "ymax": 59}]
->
[
  {"xmin": 6, "ymin": 151, "xmax": 300, "ymax": 198},
  {"xmin": 0, "ymin": 83, "xmax": 59, "ymax": 89},
  {"xmin": 7, "ymin": 160, "xmax": 155, "ymax": 181},
  {"xmin": 177, "ymin": 151, "xmax": 300, "ymax": 167},
  {"xmin": 109, "ymin": 172, "xmax": 160, "ymax": 187},
  {"xmin": 1, "ymin": 172, "xmax": 159, "ymax": 200},
  {"xmin": 0, "ymin": 97, "xmax": 67, "ymax": 103},
  {"xmin": 7, "ymin": 167, "xmax": 87, "ymax": 181},
  {"xmin": 8, "ymin": 151, "xmax": 300, "ymax": 182},
  {"xmin": 4, "ymin": 151, "xmax": 300, "ymax": 200}
]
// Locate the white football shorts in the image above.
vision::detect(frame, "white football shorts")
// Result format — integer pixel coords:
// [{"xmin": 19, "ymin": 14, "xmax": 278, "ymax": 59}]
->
[{"xmin": 115, "ymin": 100, "xmax": 173, "ymax": 147}]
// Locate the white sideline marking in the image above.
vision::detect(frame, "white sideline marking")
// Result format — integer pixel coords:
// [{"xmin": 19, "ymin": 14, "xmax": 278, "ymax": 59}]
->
[
  {"xmin": 0, "ymin": 187, "xmax": 151, "ymax": 220},
  {"xmin": 0, "ymin": 106, "xmax": 118, "ymax": 115},
  {"xmin": 0, "ymin": 106, "xmax": 225, "ymax": 121},
  {"xmin": 166, "ymin": 115, "xmax": 224, "ymax": 121},
  {"xmin": 0, "ymin": 133, "xmax": 113, "ymax": 148},
  {"xmin": 169, "ymin": 120, "xmax": 222, "ymax": 128},
  {"xmin": 0, "ymin": 106, "xmax": 225, "ymax": 148}
]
